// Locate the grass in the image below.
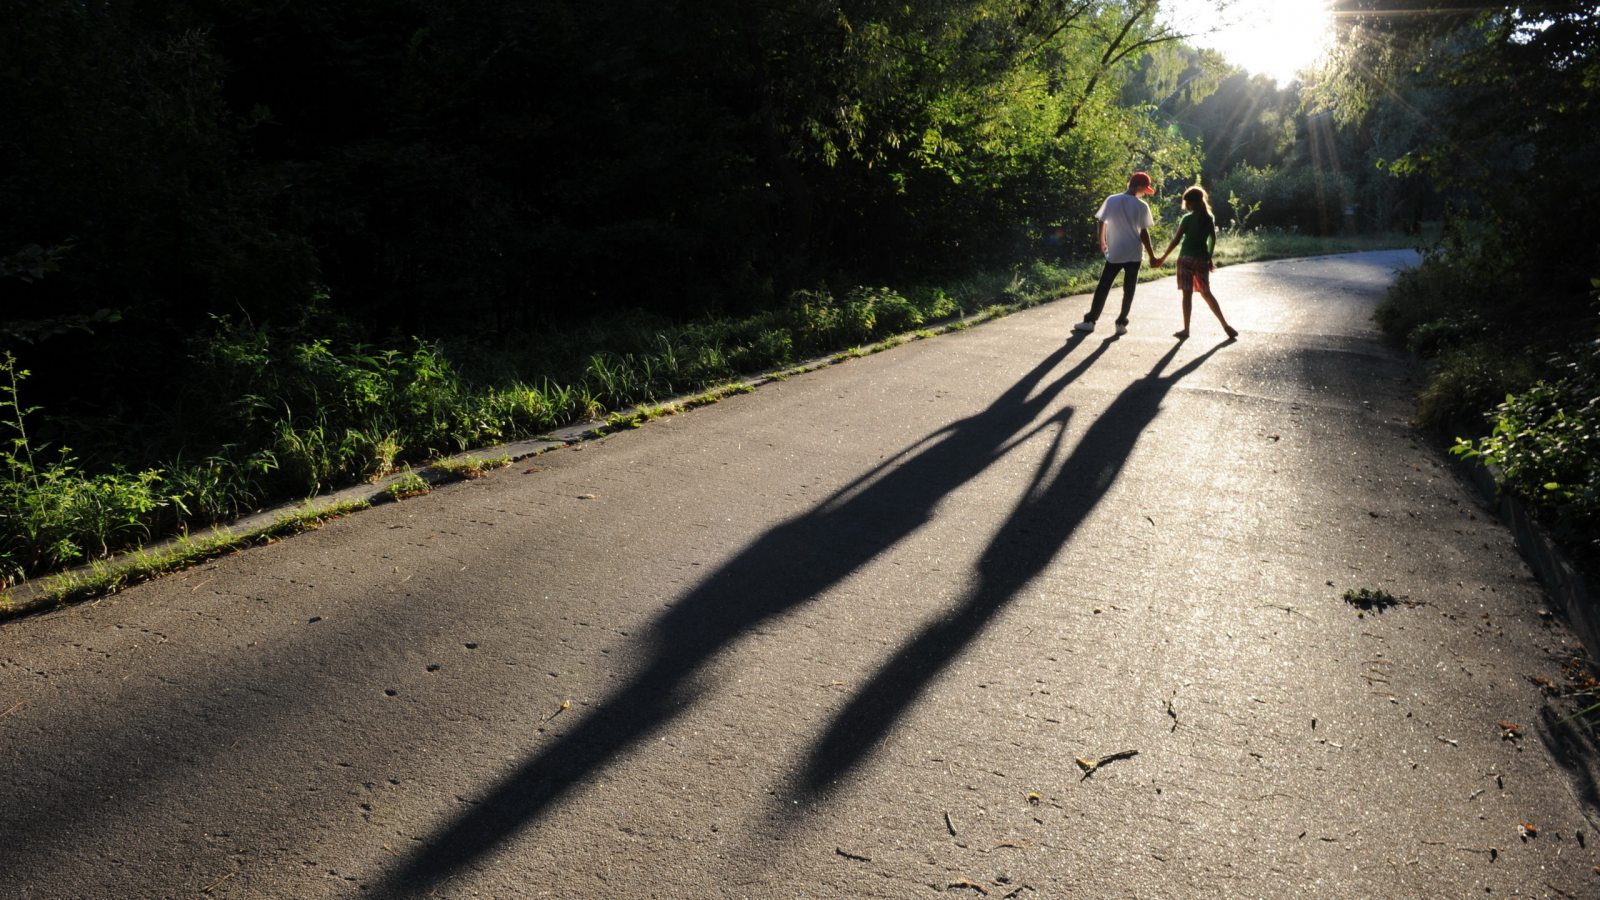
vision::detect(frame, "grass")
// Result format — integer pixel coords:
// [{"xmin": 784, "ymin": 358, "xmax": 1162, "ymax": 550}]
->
[
  {"xmin": 1211, "ymin": 228, "xmax": 1423, "ymax": 268},
  {"xmin": 0, "ymin": 499, "xmax": 369, "ymax": 620},
  {"xmin": 383, "ymin": 469, "xmax": 430, "ymax": 501},
  {"xmin": 0, "ymin": 229, "xmax": 1419, "ymax": 600},
  {"xmin": 430, "ymin": 454, "xmax": 511, "ymax": 480}
]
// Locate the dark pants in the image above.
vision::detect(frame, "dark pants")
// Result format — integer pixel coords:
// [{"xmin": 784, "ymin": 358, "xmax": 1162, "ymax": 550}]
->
[{"xmin": 1085, "ymin": 260, "xmax": 1140, "ymax": 325}]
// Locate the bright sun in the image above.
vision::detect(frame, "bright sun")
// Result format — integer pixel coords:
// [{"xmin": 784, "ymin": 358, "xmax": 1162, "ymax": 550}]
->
[{"xmin": 1161, "ymin": 0, "xmax": 1336, "ymax": 85}]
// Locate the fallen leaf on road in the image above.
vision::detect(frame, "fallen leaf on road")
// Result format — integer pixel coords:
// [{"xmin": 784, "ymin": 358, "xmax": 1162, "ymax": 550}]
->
[{"xmin": 949, "ymin": 880, "xmax": 988, "ymax": 894}]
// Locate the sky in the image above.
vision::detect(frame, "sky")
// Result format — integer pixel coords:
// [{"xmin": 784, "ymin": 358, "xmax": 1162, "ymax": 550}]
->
[{"xmin": 1159, "ymin": 0, "xmax": 1337, "ymax": 85}]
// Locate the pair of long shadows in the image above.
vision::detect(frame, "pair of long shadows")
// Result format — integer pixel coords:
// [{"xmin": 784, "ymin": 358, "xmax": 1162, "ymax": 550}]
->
[{"xmin": 376, "ymin": 336, "xmax": 1219, "ymax": 896}]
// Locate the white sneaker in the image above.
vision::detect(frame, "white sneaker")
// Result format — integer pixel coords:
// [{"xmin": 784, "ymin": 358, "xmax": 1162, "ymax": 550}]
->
[
  {"xmin": 1072, "ymin": 321, "xmax": 1096, "ymax": 333},
  {"xmin": 1114, "ymin": 323, "xmax": 1128, "ymax": 336}
]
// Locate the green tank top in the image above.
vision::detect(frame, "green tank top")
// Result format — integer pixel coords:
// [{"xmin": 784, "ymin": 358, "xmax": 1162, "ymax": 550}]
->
[{"xmin": 1178, "ymin": 212, "xmax": 1214, "ymax": 259}]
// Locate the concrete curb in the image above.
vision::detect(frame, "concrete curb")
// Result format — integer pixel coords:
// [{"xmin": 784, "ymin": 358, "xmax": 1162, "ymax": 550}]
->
[
  {"xmin": 0, "ymin": 249, "xmax": 1409, "ymax": 617},
  {"xmin": 0, "ymin": 304, "xmax": 1017, "ymax": 616},
  {"xmin": 1454, "ymin": 433, "xmax": 1600, "ymax": 658}
]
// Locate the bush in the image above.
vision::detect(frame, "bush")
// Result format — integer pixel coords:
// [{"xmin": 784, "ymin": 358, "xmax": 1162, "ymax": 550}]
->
[
  {"xmin": 1416, "ymin": 341, "xmax": 1542, "ymax": 430},
  {"xmin": 1456, "ymin": 339, "xmax": 1600, "ymax": 544},
  {"xmin": 1215, "ymin": 165, "xmax": 1356, "ymax": 234},
  {"xmin": 1373, "ymin": 257, "xmax": 1486, "ymax": 348}
]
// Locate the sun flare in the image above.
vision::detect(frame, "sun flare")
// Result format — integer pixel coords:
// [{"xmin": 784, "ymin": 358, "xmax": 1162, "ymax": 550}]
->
[{"xmin": 1162, "ymin": 0, "xmax": 1336, "ymax": 85}]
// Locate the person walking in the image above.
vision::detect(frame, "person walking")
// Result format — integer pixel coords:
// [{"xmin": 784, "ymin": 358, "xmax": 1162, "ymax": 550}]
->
[
  {"xmin": 1073, "ymin": 172, "xmax": 1159, "ymax": 336},
  {"xmin": 1155, "ymin": 186, "xmax": 1238, "ymax": 340}
]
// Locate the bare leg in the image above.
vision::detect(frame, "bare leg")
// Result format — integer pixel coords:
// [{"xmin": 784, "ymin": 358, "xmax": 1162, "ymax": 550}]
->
[
  {"xmin": 1175, "ymin": 288, "xmax": 1193, "ymax": 338},
  {"xmin": 1201, "ymin": 288, "xmax": 1237, "ymax": 338}
]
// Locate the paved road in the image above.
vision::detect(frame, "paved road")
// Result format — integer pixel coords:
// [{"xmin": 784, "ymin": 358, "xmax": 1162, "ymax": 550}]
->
[{"xmin": 3, "ymin": 251, "xmax": 1598, "ymax": 899}]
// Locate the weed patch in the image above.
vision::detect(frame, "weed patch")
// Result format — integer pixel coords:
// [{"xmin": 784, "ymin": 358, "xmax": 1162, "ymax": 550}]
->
[
  {"xmin": 383, "ymin": 469, "xmax": 431, "ymax": 501},
  {"xmin": 432, "ymin": 455, "xmax": 510, "ymax": 481}
]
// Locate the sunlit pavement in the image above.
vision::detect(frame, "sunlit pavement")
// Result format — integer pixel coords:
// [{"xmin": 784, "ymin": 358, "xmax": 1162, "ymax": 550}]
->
[{"xmin": 4, "ymin": 250, "xmax": 1598, "ymax": 899}]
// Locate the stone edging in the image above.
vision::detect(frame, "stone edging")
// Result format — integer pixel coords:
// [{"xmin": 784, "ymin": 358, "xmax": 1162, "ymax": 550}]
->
[
  {"xmin": 0, "ymin": 304, "xmax": 1017, "ymax": 616},
  {"xmin": 1457, "ymin": 445, "xmax": 1600, "ymax": 657}
]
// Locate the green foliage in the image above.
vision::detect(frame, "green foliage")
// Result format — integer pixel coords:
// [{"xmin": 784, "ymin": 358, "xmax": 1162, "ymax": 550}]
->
[
  {"xmin": 431, "ymin": 455, "xmax": 510, "ymax": 481},
  {"xmin": 0, "ymin": 244, "xmax": 70, "ymax": 283},
  {"xmin": 1416, "ymin": 342, "xmax": 1542, "ymax": 430},
  {"xmin": 1373, "ymin": 230, "xmax": 1558, "ymax": 431},
  {"xmin": 1214, "ymin": 165, "xmax": 1356, "ymax": 234},
  {"xmin": 1454, "ymin": 337, "xmax": 1600, "ymax": 542},
  {"xmin": 1209, "ymin": 229, "xmax": 1417, "ymax": 269},
  {"xmin": 383, "ymin": 469, "xmax": 430, "ymax": 501},
  {"xmin": 0, "ymin": 499, "xmax": 370, "ymax": 618},
  {"xmin": 0, "ymin": 356, "xmax": 173, "ymax": 580}
]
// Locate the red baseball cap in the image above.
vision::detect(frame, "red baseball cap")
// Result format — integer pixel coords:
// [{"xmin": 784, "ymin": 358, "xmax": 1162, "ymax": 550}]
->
[{"xmin": 1129, "ymin": 172, "xmax": 1155, "ymax": 195}]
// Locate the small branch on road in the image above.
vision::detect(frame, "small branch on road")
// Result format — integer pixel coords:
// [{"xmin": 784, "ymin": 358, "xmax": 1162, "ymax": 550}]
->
[{"xmin": 1076, "ymin": 749, "xmax": 1138, "ymax": 779}]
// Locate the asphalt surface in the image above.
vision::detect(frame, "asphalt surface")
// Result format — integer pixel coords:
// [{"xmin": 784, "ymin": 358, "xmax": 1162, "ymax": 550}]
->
[{"xmin": 3, "ymin": 250, "xmax": 1599, "ymax": 899}]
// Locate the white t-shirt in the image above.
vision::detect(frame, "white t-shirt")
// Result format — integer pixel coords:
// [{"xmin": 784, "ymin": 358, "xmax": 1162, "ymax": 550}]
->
[{"xmin": 1095, "ymin": 193, "xmax": 1155, "ymax": 263}]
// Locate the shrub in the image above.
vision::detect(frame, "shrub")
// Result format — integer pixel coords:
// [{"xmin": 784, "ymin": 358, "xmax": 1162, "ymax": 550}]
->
[
  {"xmin": 1215, "ymin": 165, "xmax": 1355, "ymax": 234},
  {"xmin": 1455, "ymin": 338, "xmax": 1600, "ymax": 543},
  {"xmin": 1416, "ymin": 341, "xmax": 1542, "ymax": 430}
]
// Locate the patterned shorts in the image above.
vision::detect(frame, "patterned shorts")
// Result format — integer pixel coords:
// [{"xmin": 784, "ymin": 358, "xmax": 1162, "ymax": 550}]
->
[{"xmin": 1176, "ymin": 256, "xmax": 1212, "ymax": 292}]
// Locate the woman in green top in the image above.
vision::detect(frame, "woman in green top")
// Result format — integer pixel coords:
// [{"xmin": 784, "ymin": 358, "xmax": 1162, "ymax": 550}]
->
[{"xmin": 1156, "ymin": 186, "xmax": 1238, "ymax": 340}]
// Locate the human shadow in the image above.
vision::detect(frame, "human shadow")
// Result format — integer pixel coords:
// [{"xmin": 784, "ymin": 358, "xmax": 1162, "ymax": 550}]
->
[
  {"xmin": 796, "ymin": 340, "xmax": 1221, "ymax": 796},
  {"xmin": 376, "ymin": 334, "xmax": 1113, "ymax": 896}
]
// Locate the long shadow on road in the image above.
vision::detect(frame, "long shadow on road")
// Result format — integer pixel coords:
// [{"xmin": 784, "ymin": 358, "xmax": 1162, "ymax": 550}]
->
[
  {"xmin": 797, "ymin": 340, "xmax": 1219, "ymax": 797},
  {"xmin": 376, "ymin": 334, "xmax": 1120, "ymax": 895}
]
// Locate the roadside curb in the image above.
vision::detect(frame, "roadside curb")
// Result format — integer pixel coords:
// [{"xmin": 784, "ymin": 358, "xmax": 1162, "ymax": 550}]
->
[
  {"xmin": 0, "ymin": 299, "xmax": 1027, "ymax": 620},
  {"xmin": 1453, "ymin": 430, "xmax": 1600, "ymax": 657},
  {"xmin": 0, "ymin": 249, "xmax": 1412, "ymax": 620}
]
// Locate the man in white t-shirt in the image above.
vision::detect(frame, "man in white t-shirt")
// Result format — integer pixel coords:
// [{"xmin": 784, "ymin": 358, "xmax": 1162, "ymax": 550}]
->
[{"xmin": 1073, "ymin": 172, "xmax": 1158, "ymax": 336}]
